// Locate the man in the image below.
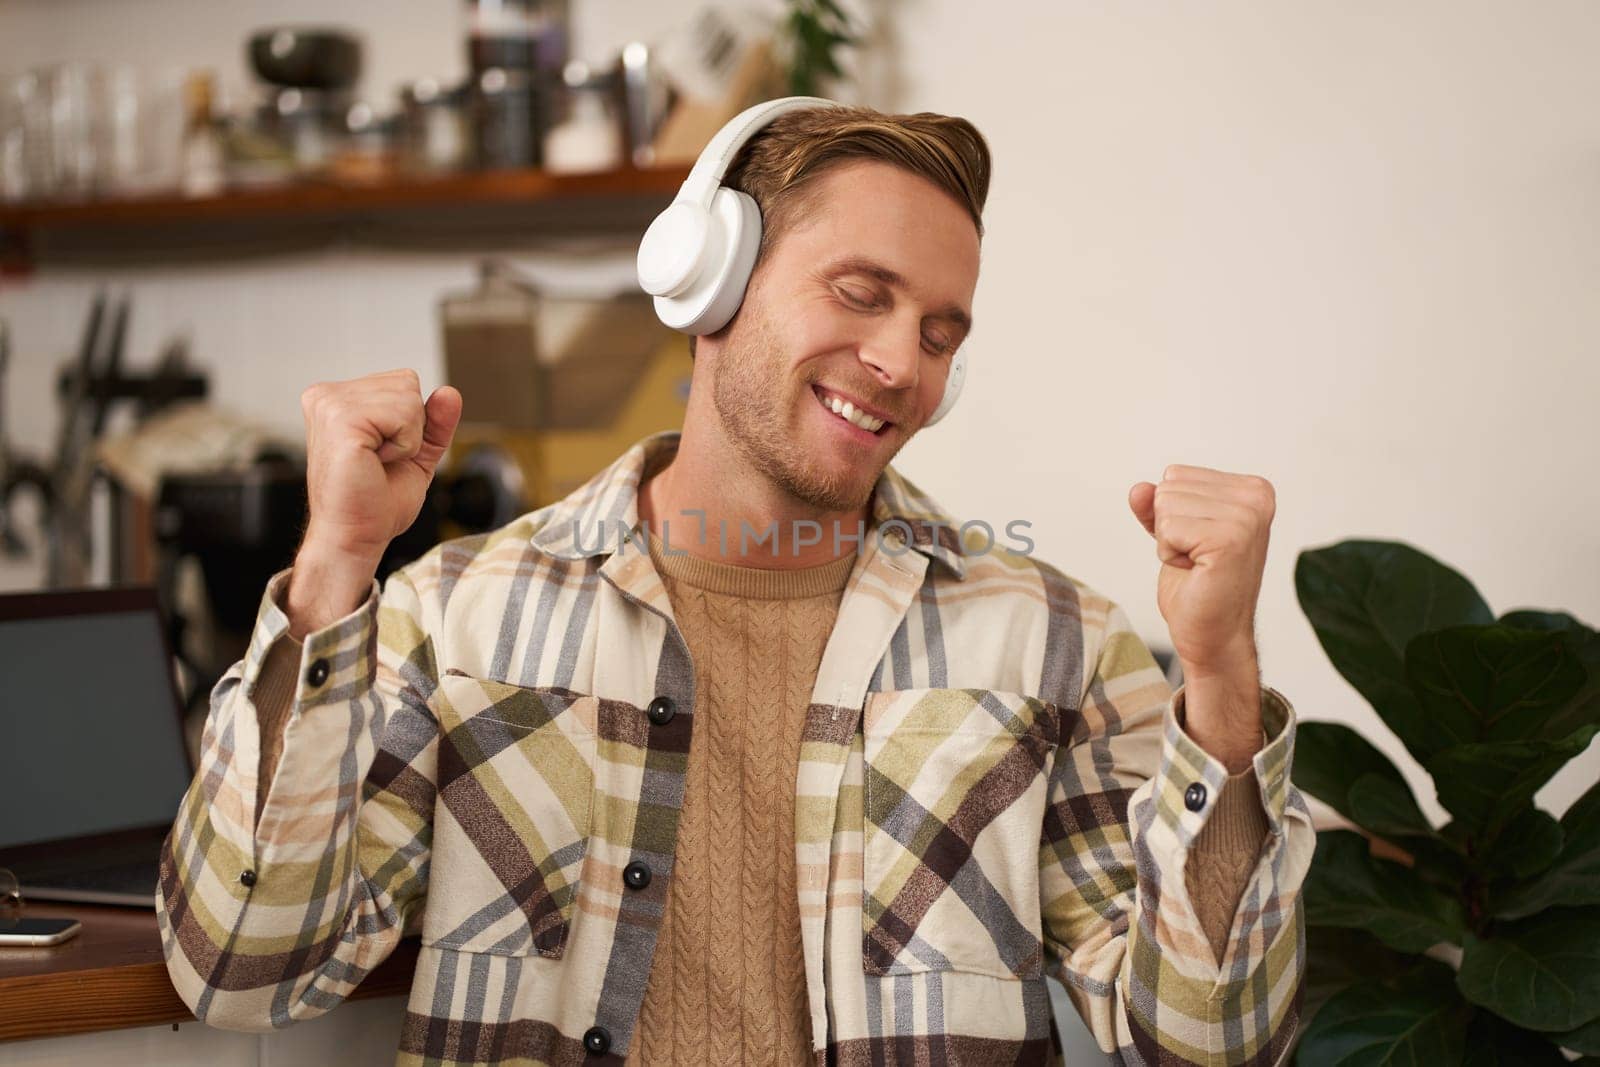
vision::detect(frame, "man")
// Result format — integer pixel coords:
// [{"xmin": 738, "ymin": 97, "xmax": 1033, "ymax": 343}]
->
[{"xmin": 158, "ymin": 103, "xmax": 1313, "ymax": 1066}]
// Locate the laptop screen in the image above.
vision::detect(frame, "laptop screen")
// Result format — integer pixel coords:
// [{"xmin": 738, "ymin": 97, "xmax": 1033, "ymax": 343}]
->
[{"xmin": 0, "ymin": 588, "xmax": 193, "ymax": 851}]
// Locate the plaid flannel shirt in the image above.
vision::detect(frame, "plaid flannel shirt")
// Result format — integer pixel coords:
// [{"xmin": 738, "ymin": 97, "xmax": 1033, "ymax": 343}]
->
[{"xmin": 158, "ymin": 428, "xmax": 1314, "ymax": 1065}]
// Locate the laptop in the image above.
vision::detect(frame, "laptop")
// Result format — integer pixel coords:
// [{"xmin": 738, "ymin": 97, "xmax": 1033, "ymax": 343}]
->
[{"xmin": 0, "ymin": 585, "xmax": 194, "ymax": 907}]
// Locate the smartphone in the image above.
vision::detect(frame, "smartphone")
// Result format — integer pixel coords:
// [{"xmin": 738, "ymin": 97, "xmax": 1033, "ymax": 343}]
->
[{"xmin": 0, "ymin": 917, "xmax": 83, "ymax": 947}]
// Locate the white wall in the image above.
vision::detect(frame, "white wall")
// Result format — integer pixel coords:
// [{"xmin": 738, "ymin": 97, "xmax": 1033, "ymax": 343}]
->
[
  {"xmin": 2, "ymin": 0, "xmax": 1596, "ymax": 822},
  {"xmin": 875, "ymin": 1, "xmax": 1600, "ymax": 819}
]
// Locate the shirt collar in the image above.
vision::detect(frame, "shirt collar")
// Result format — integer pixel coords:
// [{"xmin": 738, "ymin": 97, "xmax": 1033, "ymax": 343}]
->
[{"xmin": 527, "ymin": 429, "xmax": 968, "ymax": 580}]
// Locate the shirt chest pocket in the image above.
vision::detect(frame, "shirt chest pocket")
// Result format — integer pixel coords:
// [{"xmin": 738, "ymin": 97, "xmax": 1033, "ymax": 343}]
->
[
  {"xmin": 422, "ymin": 669, "xmax": 597, "ymax": 958},
  {"xmin": 861, "ymin": 687, "xmax": 1059, "ymax": 981}
]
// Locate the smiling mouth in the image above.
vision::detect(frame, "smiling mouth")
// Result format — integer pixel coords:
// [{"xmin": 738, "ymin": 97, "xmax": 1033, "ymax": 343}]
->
[{"xmin": 812, "ymin": 385, "xmax": 892, "ymax": 435}]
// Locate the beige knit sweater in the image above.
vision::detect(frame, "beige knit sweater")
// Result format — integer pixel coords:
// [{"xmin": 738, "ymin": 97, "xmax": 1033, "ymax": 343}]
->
[{"xmin": 250, "ymin": 534, "xmax": 1267, "ymax": 1063}]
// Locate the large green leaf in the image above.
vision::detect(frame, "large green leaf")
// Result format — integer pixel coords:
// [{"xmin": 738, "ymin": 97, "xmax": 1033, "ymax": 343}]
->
[
  {"xmin": 1301, "ymin": 925, "xmax": 1427, "ymax": 1036},
  {"xmin": 1304, "ymin": 830, "xmax": 1466, "ymax": 953},
  {"xmin": 1461, "ymin": 1010, "xmax": 1570, "ymax": 1066},
  {"xmin": 1292, "ymin": 720, "xmax": 1418, "ymax": 827},
  {"xmin": 1427, "ymin": 725, "xmax": 1600, "ymax": 838},
  {"xmin": 1497, "ymin": 777, "xmax": 1600, "ymax": 919},
  {"xmin": 1294, "ymin": 541, "xmax": 1494, "ymax": 763},
  {"xmin": 1479, "ymin": 807, "xmax": 1563, "ymax": 880},
  {"xmin": 1499, "ymin": 609, "xmax": 1600, "ymax": 726},
  {"xmin": 1457, "ymin": 907, "xmax": 1600, "ymax": 1032},
  {"xmin": 1406, "ymin": 626, "xmax": 1589, "ymax": 753},
  {"xmin": 1347, "ymin": 773, "xmax": 1435, "ymax": 839},
  {"xmin": 1295, "ymin": 959, "xmax": 1471, "ymax": 1066}
]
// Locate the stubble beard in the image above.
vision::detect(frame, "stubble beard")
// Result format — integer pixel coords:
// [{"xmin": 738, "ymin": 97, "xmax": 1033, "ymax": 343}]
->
[{"xmin": 710, "ymin": 304, "xmax": 899, "ymax": 517}]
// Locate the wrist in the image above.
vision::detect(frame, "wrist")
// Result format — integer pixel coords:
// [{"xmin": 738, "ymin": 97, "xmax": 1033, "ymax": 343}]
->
[
  {"xmin": 1178, "ymin": 631, "xmax": 1258, "ymax": 683},
  {"xmin": 1180, "ymin": 666, "xmax": 1264, "ymax": 775},
  {"xmin": 300, "ymin": 520, "xmax": 390, "ymax": 569},
  {"xmin": 285, "ymin": 539, "xmax": 381, "ymax": 640}
]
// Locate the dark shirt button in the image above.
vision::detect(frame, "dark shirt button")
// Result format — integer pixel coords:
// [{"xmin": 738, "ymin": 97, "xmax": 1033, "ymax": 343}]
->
[
  {"xmin": 583, "ymin": 1025, "xmax": 611, "ymax": 1056},
  {"xmin": 1184, "ymin": 782, "xmax": 1208, "ymax": 812},
  {"xmin": 623, "ymin": 861, "xmax": 651, "ymax": 891},
  {"xmin": 306, "ymin": 658, "xmax": 330, "ymax": 687},
  {"xmin": 239, "ymin": 869, "xmax": 257, "ymax": 887},
  {"xmin": 646, "ymin": 695, "xmax": 676, "ymax": 725}
]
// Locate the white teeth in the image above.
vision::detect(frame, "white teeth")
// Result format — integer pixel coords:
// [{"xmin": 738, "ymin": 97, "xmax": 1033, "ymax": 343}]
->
[{"xmin": 819, "ymin": 390, "xmax": 884, "ymax": 433}]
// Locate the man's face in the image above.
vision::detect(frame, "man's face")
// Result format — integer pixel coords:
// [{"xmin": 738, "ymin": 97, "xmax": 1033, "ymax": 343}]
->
[{"xmin": 704, "ymin": 159, "xmax": 980, "ymax": 514}]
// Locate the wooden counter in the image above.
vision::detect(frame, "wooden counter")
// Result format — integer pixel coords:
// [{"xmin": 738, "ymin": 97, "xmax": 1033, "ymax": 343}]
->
[{"xmin": 0, "ymin": 901, "xmax": 419, "ymax": 1043}]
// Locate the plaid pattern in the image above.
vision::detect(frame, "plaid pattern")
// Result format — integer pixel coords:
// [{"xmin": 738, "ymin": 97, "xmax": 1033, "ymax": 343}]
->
[{"xmin": 157, "ymin": 429, "xmax": 1314, "ymax": 1066}]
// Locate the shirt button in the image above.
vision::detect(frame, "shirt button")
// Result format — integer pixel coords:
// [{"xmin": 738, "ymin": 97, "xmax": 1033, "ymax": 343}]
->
[
  {"xmin": 306, "ymin": 658, "xmax": 330, "ymax": 687},
  {"xmin": 1184, "ymin": 782, "xmax": 1208, "ymax": 812},
  {"xmin": 623, "ymin": 861, "xmax": 651, "ymax": 890},
  {"xmin": 582, "ymin": 1025, "xmax": 611, "ymax": 1056},
  {"xmin": 239, "ymin": 869, "xmax": 257, "ymax": 887},
  {"xmin": 646, "ymin": 696, "xmax": 676, "ymax": 725}
]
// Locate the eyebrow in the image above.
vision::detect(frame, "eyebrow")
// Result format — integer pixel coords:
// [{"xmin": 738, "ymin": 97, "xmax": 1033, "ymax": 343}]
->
[{"xmin": 823, "ymin": 256, "xmax": 974, "ymax": 336}]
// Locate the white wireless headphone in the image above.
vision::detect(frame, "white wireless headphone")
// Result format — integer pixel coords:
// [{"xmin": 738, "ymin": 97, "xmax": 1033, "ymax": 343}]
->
[{"xmin": 635, "ymin": 96, "xmax": 968, "ymax": 427}]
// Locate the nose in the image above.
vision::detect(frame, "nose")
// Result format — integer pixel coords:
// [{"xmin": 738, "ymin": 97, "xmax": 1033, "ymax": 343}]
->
[{"xmin": 857, "ymin": 317, "xmax": 922, "ymax": 395}]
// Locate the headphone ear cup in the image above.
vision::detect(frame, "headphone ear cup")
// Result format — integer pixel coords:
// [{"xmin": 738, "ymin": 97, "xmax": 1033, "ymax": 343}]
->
[
  {"xmin": 651, "ymin": 187, "xmax": 762, "ymax": 335},
  {"xmin": 637, "ymin": 201, "xmax": 712, "ymax": 298},
  {"xmin": 922, "ymin": 345, "xmax": 967, "ymax": 428}
]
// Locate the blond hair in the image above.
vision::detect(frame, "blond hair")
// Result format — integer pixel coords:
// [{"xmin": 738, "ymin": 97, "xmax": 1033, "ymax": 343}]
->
[
  {"xmin": 688, "ymin": 104, "xmax": 991, "ymax": 351},
  {"xmin": 728, "ymin": 103, "xmax": 990, "ymax": 252}
]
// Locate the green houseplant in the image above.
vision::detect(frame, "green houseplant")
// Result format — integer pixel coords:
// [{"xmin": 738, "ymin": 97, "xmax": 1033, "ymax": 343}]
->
[
  {"xmin": 781, "ymin": 0, "xmax": 859, "ymax": 96},
  {"xmin": 1289, "ymin": 539, "xmax": 1600, "ymax": 1065}
]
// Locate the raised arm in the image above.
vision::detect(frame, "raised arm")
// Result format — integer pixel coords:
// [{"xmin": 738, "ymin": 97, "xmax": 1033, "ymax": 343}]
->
[
  {"xmin": 157, "ymin": 368, "xmax": 460, "ymax": 1031},
  {"xmin": 1037, "ymin": 598, "xmax": 1315, "ymax": 1064}
]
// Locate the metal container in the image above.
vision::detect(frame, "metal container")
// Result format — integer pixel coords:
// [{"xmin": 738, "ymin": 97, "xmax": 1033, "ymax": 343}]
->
[
  {"xmin": 399, "ymin": 78, "xmax": 469, "ymax": 175},
  {"xmin": 469, "ymin": 67, "xmax": 546, "ymax": 169}
]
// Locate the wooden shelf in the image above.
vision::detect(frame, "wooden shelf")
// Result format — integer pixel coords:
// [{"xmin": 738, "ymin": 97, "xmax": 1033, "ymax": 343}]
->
[
  {"xmin": 0, "ymin": 900, "xmax": 420, "ymax": 1043},
  {"xmin": 0, "ymin": 164, "xmax": 690, "ymax": 268},
  {"xmin": 0, "ymin": 165, "xmax": 691, "ymax": 228}
]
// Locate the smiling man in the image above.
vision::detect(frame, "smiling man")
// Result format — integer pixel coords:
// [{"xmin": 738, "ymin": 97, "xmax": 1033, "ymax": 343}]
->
[
  {"xmin": 157, "ymin": 102, "xmax": 1314, "ymax": 1067},
  {"xmin": 640, "ymin": 154, "xmax": 979, "ymax": 564}
]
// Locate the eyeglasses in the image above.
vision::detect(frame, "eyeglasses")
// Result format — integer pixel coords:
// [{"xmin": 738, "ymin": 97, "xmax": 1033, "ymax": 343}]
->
[{"xmin": 0, "ymin": 867, "xmax": 22, "ymax": 927}]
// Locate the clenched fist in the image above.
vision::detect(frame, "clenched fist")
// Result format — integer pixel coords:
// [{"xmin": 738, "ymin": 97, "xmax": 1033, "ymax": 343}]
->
[
  {"xmin": 285, "ymin": 369, "xmax": 461, "ymax": 637},
  {"xmin": 1127, "ymin": 464, "xmax": 1274, "ymax": 678},
  {"xmin": 1128, "ymin": 464, "xmax": 1274, "ymax": 770},
  {"xmin": 300, "ymin": 368, "xmax": 463, "ymax": 561}
]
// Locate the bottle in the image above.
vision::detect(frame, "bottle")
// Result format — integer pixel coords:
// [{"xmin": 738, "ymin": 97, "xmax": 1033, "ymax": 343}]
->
[{"xmin": 179, "ymin": 70, "xmax": 224, "ymax": 198}]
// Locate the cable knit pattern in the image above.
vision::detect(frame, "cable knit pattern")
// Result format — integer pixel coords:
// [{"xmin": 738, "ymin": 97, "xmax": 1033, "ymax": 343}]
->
[
  {"xmin": 706, "ymin": 588, "xmax": 744, "ymax": 1067},
  {"xmin": 741, "ymin": 596, "xmax": 778, "ymax": 1063},
  {"xmin": 622, "ymin": 528, "xmax": 854, "ymax": 1066}
]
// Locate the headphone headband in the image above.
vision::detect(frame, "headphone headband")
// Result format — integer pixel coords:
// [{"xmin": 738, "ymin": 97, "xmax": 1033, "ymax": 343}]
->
[{"xmin": 677, "ymin": 96, "xmax": 840, "ymax": 207}]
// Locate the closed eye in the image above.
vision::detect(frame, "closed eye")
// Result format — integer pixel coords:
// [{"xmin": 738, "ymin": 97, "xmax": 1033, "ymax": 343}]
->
[{"xmin": 837, "ymin": 285, "xmax": 880, "ymax": 309}]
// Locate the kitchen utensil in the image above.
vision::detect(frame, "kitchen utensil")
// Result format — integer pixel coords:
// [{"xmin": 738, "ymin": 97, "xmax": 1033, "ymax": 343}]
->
[{"xmin": 248, "ymin": 28, "xmax": 362, "ymax": 91}]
